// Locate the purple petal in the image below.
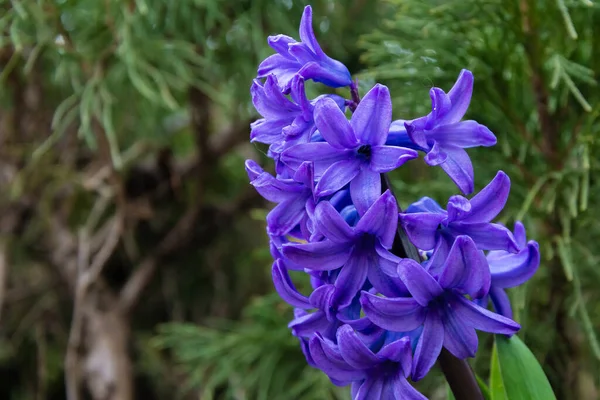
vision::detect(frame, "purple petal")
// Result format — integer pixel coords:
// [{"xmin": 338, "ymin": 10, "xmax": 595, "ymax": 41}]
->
[
  {"xmin": 314, "ymin": 97, "xmax": 358, "ymax": 149},
  {"xmin": 332, "ymin": 250, "xmax": 370, "ymax": 307},
  {"xmin": 427, "ymin": 87, "xmax": 452, "ymax": 129},
  {"xmin": 267, "ymin": 197, "xmax": 307, "ymax": 236},
  {"xmin": 428, "ymin": 121, "xmax": 496, "ymax": 148},
  {"xmin": 513, "ymin": 221, "xmax": 527, "ymax": 248},
  {"xmin": 313, "ymin": 200, "xmax": 355, "ymax": 244},
  {"xmin": 397, "ymin": 259, "xmax": 444, "ymax": 306},
  {"xmin": 377, "ymin": 337, "xmax": 412, "ymax": 367},
  {"xmin": 446, "ymin": 195, "xmax": 471, "ymax": 223},
  {"xmin": 423, "ymin": 141, "xmax": 448, "ymax": 165},
  {"xmin": 355, "ymin": 378, "xmax": 384, "ymax": 400},
  {"xmin": 351, "ymin": 84, "xmax": 392, "ymax": 146},
  {"xmin": 370, "ymin": 145, "xmax": 418, "ymax": 173},
  {"xmin": 489, "ymin": 286, "xmax": 513, "ymax": 319},
  {"xmin": 405, "ymin": 118, "xmax": 428, "ymax": 149},
  {"xmin": 281, "ymin": 142, "xmax": 350, "ymax": 175},
  {"xmin": 282, "ymin": 240, "xmax": 352, "ymax": 271},
  {"xmin": 442, "ymin": 305, "xmax": 478, "ymax": 358},
  {"xmin": 444, "ymin": 69, "xmax": 474, "ymax": 124},
  {"xmin": 438, "ymin": 236, "xmax": 491, "ymax": 299},
  {"xmin": 245, "ymin": 159, "xmax": 264, "ymax": 181},
  {"xmin": 424, "ymin": 236, "xmax": 451, "ymax": 275},
  {"xmin": 309, "ymin": 335, "xmax": 366, "ymax": 382},
  {"xmin": 250, "ymin": 118, "xmax": 288, "ymax": 144},
  {"xmin": 399, "ymin": 213, "xmax": 445, "ymax": 250},
  {"xmin": 266, "ymin": 34, "xmax": 297, "ymax": 57},
  {"xmin": 315, "ymin": 158, "xmax": 362, "ymax": 197},
  {"xmin": 463, "ymin": 171, "xmax": 511, "ymax": 223},
  {"xmin": 450, "ymin": 222, "xmax": 519, "ymax": 253},
  {"xmin": 437, "ymin": 145, "xmax": 474, "ymax": 195},
  {"xmin": 257, "ymin": 54, "xmax": 301, "ymax": 91},
  {"xmin": 272, "ymin": 261, "xmax": 311, "ymax": 308},
  {"xmin": 489, "ymin": 241, "xmax": 540, "ymax": 288},
  {"xmin": 412, "ymin": 312, "xmax": 444, "ymax": 381},
  {"xmin": 393, "ymin": 375, "xmax": 428, "ymax": 400},
  {"xmin": 293, "ymin": 161, "xmax": 314, "ymax": 189},
  {"xmin": 289, "ymin": 310, "xmax": 331, "ymax": 338},
  {"xmin": 297, "ymin": 60, "xmax": 352, "ymax": 88},
  {"xmin": 360, "ymin": 292, "xmax": 426, "ymax": 332},
  {"xmin": 451, "ymin": 293, "xmax": 520, "ymax": 335},
  {"xmin": 337, "ymin": 325, "xmax": 381, "ymax": 369},
  {"xmin": 405, "ymin": 197, "xmax": 445, "ymax": 214},
  {"xmin": 350, "ymin": 168, "xmax": 381, "ymax": 217},
  {"xmin": 355, "ymin": 190, "xmax": 398, "ymax": 247},
  {"xmin": 250, "ymin": 171, "xmax": 299, "ymax": 203},
  {"xmin": 298, "ymin": 6, "xmax": 324, "ymax": 56}
]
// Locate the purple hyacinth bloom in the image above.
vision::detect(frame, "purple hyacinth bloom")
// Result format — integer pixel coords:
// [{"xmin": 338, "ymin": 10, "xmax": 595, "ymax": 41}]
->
[
  {"xmin": 309, "ymin": 325, "xmax": 426, "ymax": 400},
  {"xmin": 400, "ymin": 171, "xmax": 519, "ymax": 273},
  {"xmin": 257, "ymin": 6, "xmax": 352, "ymax": 91},
  {"xmin": 282, "ymin": 85, "xmax": 417, "ymax": 215},
  {"xmin": 478, "ymin": 222, "xmax": 540, "ymax": 319},
  {"xmin": 404, "ymin": 70, "xmax": 497, "ymax": 194},
  {"xmin": 245, "ymin": 159, "xmax": 315, "ymax": 237},
  {"xmin": 282, "ymin": 190, "xmax": 408, "ymax": 308},
  {"xmin": 361, "ymin": 236, "xmax": 520, "ymax": 380}
]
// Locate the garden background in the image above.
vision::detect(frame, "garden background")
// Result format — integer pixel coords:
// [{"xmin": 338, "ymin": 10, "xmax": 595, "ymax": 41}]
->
[{"xmin": 0, "ymin": 0, "xmax": 598, "ymax": 399}]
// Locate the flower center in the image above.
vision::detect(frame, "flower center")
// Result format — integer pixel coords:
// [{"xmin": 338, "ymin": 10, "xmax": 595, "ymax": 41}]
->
[{"xmin": 357, "ymin": 144, "xmax": 372, "ymax": 160}]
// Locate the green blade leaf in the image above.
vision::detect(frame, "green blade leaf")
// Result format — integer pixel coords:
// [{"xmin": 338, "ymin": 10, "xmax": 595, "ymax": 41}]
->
[{"xmin": 492, "ymin": 335, "xmax": 556, "ymax": 400}]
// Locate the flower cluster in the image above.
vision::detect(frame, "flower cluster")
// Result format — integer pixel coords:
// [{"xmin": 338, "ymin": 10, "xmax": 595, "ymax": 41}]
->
[{"xmin": 246, "ymin": 6, "xmax": 540, "ymax": 399}]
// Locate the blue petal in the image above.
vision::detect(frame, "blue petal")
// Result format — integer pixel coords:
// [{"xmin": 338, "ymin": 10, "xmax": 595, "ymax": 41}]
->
[
  {"xmin": 314, "ymin": 97, "xmax": 358, "ymax": 149},
  {"xmin": 272, "ymin": 260, "xmax": 311, "ymax": 308},
  {"xmin": 462, "ymin": 171, "xmax": 511, "ymax": 223},
  {"xmin": 411, "ymin": 311, "xmax": 444, "ymax": 381},
  {"xmin": 282, "ymin": 240, "xmax": 352, "ymax": 271},
  {"xmin": 351, "ymin": 84, "xmax": 392, "ymax": 146},
  {"xmin": 361, "ymin": 292, "xmax": 426, "ymax": 332},
  {"xmin": 397, "ymin": 259, "xmax": 444, "ymax": 306}
]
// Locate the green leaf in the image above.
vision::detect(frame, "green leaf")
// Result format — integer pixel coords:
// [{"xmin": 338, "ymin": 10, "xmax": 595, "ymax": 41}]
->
[{"xmin": 492, "ymin": 335, "xmax": 556, "ymax": 400}]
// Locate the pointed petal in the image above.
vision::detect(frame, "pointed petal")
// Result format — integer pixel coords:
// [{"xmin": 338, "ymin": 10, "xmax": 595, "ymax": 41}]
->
[
  {"xmin": 257, "ymin": 54, "xmax": 300, "ymax": 91},
  {"xmin": 397, "ymin": 259, "xmax": 444, "ymax": 306},
  {"xmin": 267, "ymin": 197, "xmax": 307, "ymax": 236},
  {"xmin": 437, "ymin": 146, "xmax": 474, "ymax": 194},
  {"xmin": 377, "ymin": 337, "xmax": 412, "ymax": 367},
  {"xmin": 332, "ymin": 250, "xmax": 370, "ymax": 308},
  {"xmin": 250, "ymin": 171, "xmax": 298, "ymax": 202},
  {"xmin": 393, "ymin": 375, "xmax": 428, "ymax": 400},
  {"xmin": 355, "ymin": 378, "xmax": 384, "ymax": 400},
  {"xmin": 313, "ymin": 200, "xmax": 355, "ymax": 244},
  {"xmin": 309, "ymin": 335, "xmax": 366, "ymax": 382},
  {"xmin": 428, "ymin": 120, "xmax": 496, "ymax": 148},
  {"xmin": 314, "ymin": 97, "xmax": 358, "ymax": 149},
  {"xmin": 399, "ymin": 213, "xmax": 445, "ymax": 250},
  {"xmin": 250, "ymin": 118, "xmax": 287, "ymax": 144},
  {"xmin": 451, "ymin": 293, "xmax": 520, "ymax": 335},
  {"xmin": 350, "ymin": 168, "xmax": 381, "ymax": 217},
  {"xmin": 446, "ymin": 195, "xmax": 471, "ymax": 223},
  {"xmin": 281, "ymin": 142, "xmax": 350, "ymax": 175},
  {"xmin": 315, "ymin": 158, "xmax": 362, "ymax": 197},
  {"xmin": 298, "ymin": 5, "xmax": 324, "ymax": 56},
  {"xmin": 337, "ymin": 325, "xmax": 381, "ymax": 369},
  {"xmin": 445, "ymin": 69, "xmax": 474, "ymax": 124},
  {"xmin": 412, "ymin": 312, "xmax": 444, "ymax": 381},
  {"xmin": 427, "ymin": 87, "xmax": 452, "ymax": 128},
  {"xmin": 272, "ymin": 261, "xmax": 311, "ymax": 308},
  {"xmin": 442, "ymin": 304, "xmax": 478, "ymax": 358},
  {"xmin": 438, "ymin": 236, "xmax": 491, "ymax": 299},
  {"xmin": 489, "ymin": 286, "xmax": 513, "ymax": 319},
  {"xmin": 513, "ymin": 221, "xmax": 527, "ymax": 248},
  {"xmin": 489, "ymin": 241, "xmax": 540, "ymax": 288},
  {"xmin": 370, "ymin": 145, "xmax": 418, "ymax": 173},
  {"xmin": 297, "ymin": 60, "xmax": 352, "ymax": 88},
  {"xmin": 463, "ymin": 171, "xmax": 510, "ymax": 223},
  {"xmin": 355, "ymin": 190, "xmax": 398, "ymax": 246},
  {"xmin": 361, "ymin": 292, "xmax": 426, "ymax": 332},
  {"xmin": 351, "ymin": 84, "xmax": 392, "ymax": 146},
  {"xmin": 405, "ymin": 118, "xmax": 429, "ymax": 149},
  {"xmin": 282, "ymin": 240, "xmax": 352, "ymax": 271},
  {"xmin": 424, "ymin": 236, "xmax": 451, "ymax": 275},
  {"xmin": 289, "ymin": 310, "xmax": 331, "ymax": 338},
  {"xmin": 406, "ymin": 197, "xmax": 445, "ymax": 214},
  {"xmin": 423, "ymin": 140, "xmax": 448, "ymax": 165},
  {"xmin": 266, "ymin": 34, "xmax": 297, "ymax": 56},
  {"xmin": 368, "ymin": 246, "xmax": 409, "ymax": 297},
  {"xmin": 450, "ymin": 222, "xmax": 519, "ymax": 253}
]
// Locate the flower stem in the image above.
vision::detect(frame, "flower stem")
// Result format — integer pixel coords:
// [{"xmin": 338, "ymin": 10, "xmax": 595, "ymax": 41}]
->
[{"xmin": 381, "ymin": 173, "xmax": 484, "ymax": 400}]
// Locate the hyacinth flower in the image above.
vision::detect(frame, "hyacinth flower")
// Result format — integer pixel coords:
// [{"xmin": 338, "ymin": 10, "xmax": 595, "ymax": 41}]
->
[
  {"xmin": 400, "ymin": 171, "xmax": 519, "ymax": 272},
  {"xmin": 282, "ymin": 85, "xmax": 417, "ymax": 215},
  {"xmin": 245, "ymin": 160, "xmax": 316, "ymax": 237},
  {"xmin": 257, "ymin": 6, "xmax": 352, "ymax": 91},
  {"xmin": 283, "ymin": 191, "xmax": 409, "ymax": 308},
  {"xmin": 362, "ymin": 236, "xmax": 520, "ymax": 380},
  {"xmin": 400, "ymin": 70, "xmax": 497, "ymax": 194},
  {"xmin": 310, "ymin": 325, "xmax": 426, "ymax": 399},
  {"xmin": 479, "ymin": 221, "xmax": 541, "ymax": 319}
]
